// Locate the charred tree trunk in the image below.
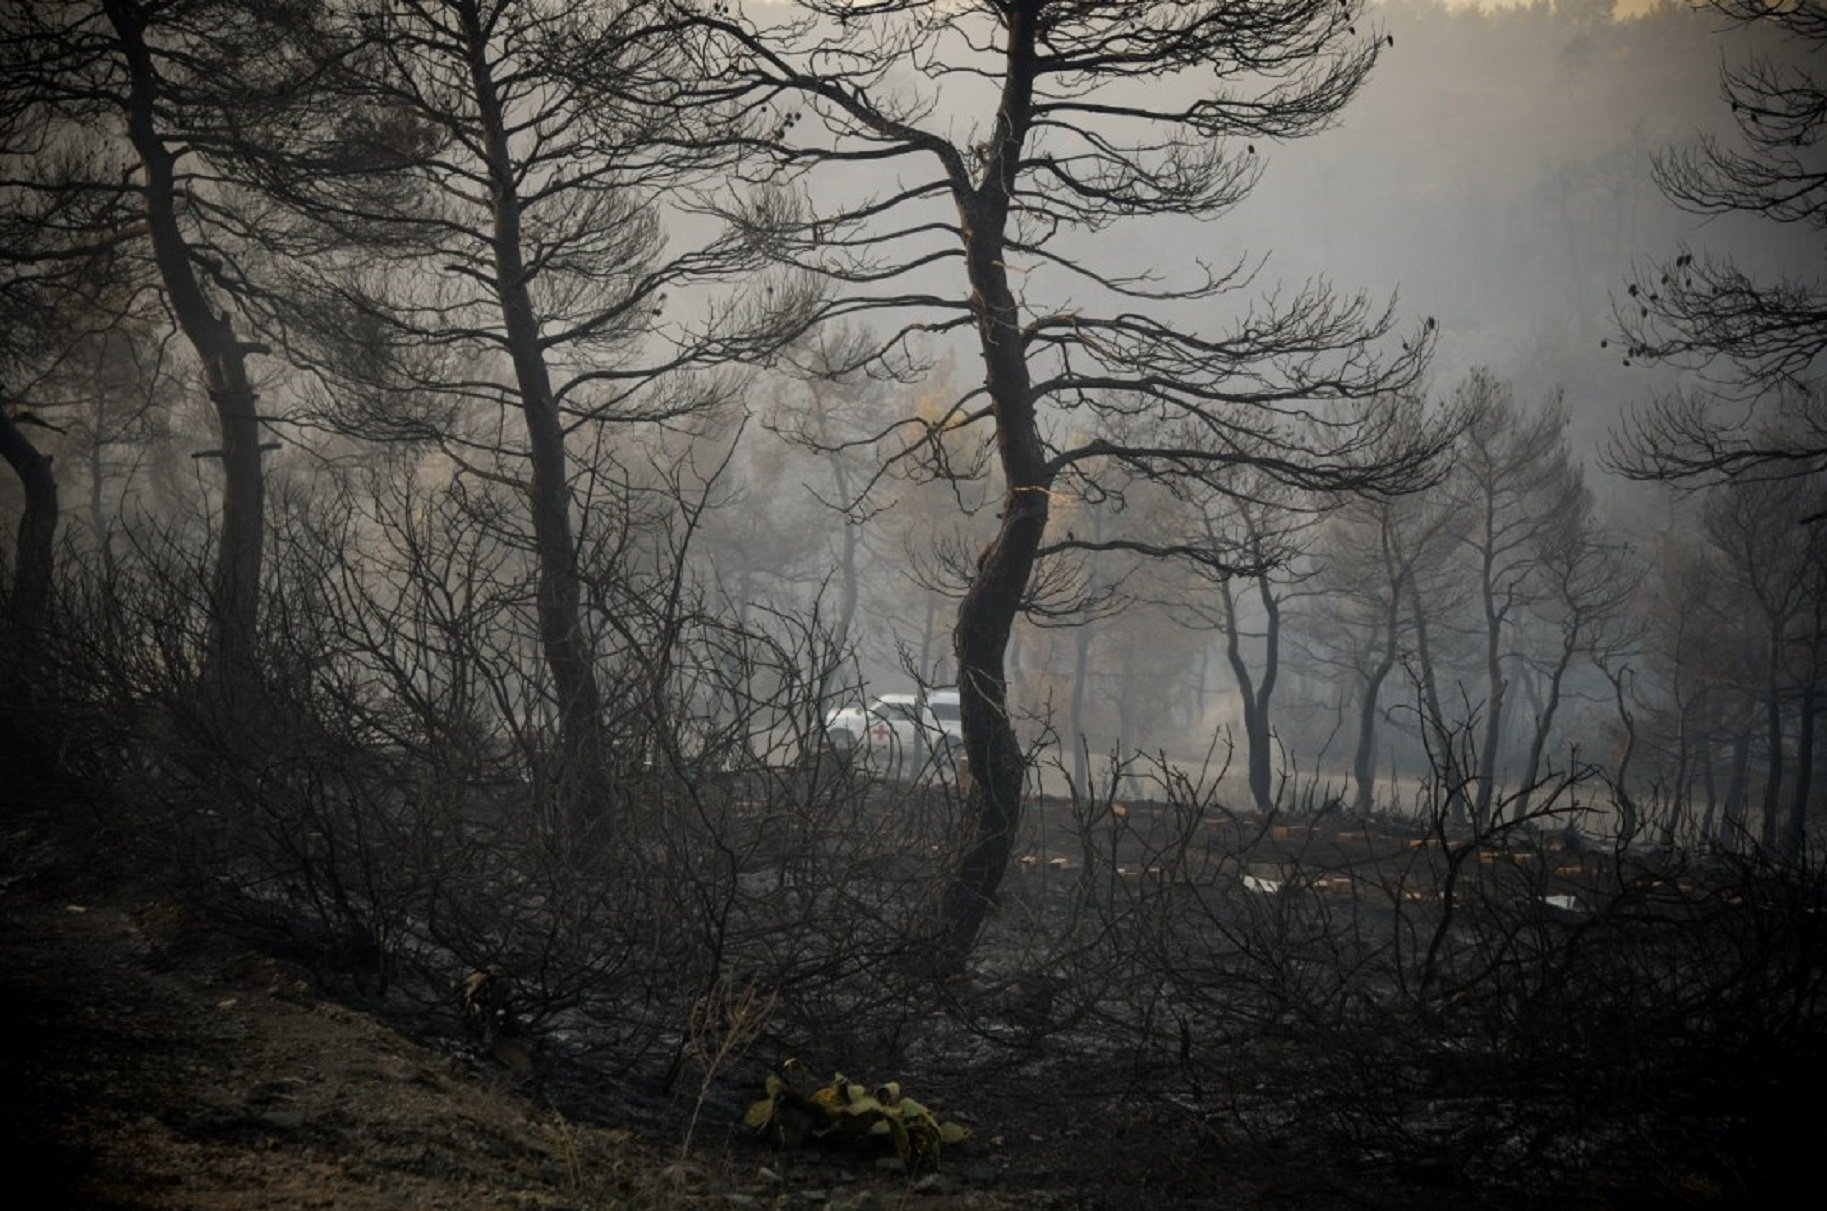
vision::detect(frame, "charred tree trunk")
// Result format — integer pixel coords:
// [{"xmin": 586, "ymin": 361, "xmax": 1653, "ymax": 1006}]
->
[
  {"xmin": 814, "ymin": 495, "xmax": 861, "ymax": 722},
  {"xmin": 1513, "ymin": 641, "xmax": 1576, "ymax": 822},
  {"xmin": 833, "ymin": 480, "xmax": 859, "ymax": 657},
  {"xmin": 458, "ymin": 0, "xmax": 604, "ymax": 834},
  {"xmin": 916, "ymin": 596, "xmax": 938, "ymax": 683},
  {"xmin": 1253, "ymin": 572, "xmax": 1282, "ymax": 812},
  {"xmin": 1220, "ymin": 572, "xmax": 1279, "ymax": 816},
  {"xmin": 0, "ymin": 408, "xmax": 57, "ymax": 634},
  {"xmin": 930, "ymin": 20, "xmax": 1042, "ymax": 971},
  {"xmin": 86, "ymin": 426, "xmax": 113, "ymax": 582},
  {"xmin": 813, "ymin": 381, "xmax": 860, "ymax": 664},
  {"xmin": 943, "ymin": 479, "xmax": 1044, "ymax": 970},
  {"xmin": 107, "ymin": 0, "xmax": 265, "ymax": 692},
  {"xmin": 1351, "ymin": 548, "xmax": 1409, "ymax": 817},
  {"xmin": 1474, "ymin": 547, "xmax": 1507, "ymax": 831},
  {"xmin": 1069, "ymin": 620, "xmax": 1093, "ymax": 797},
  {"xmin": 1406, "ymin": 577, "xmax": 1466, "ymax": 828},
  {"xmin": 937, "ymin": 279, "xmax": 1045, "ymax": 967},
  {"xmin": 1783, "ymin": 676, "xmax": 1817, "ymax": 862},
  {"xmin": 1669, "ymin": 700, "xmax": 1694, "ymax": 841},
  {"xmin": 1351, "ymin": 612, "xmax": 1399, "ymax": 817},
  {"xmin": 1759, "ymin": 639, "xmax": 1785, "ymax": 854},
  {"xmin": 1781, "ymin": 595, "xmax": 1822, "ymax": 862},
  {"xmin": 1699, "ymin": 730, "xmax": 1719, "ymax": 844},
  {"xmin": 1606, "ymin": 663, "xmax": 1639, "ymax": 843},
  {"xmin": 1195, "ymin": 642, "xmax": 1213, "ymax": 725},
  {"xmin": 1721, "ymin": 727, "xmax": 1752, "ymax": 850}
]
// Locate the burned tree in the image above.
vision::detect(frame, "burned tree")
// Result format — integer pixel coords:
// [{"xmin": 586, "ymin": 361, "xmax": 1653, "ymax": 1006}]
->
[
  {"xmin": 0, "ymin": 0, "xmax": 312, "ymax": 686},
  {"xmin": 1701, "ymin": 471, "xmax": 1827, "ymax": 858},
  {"xmin": 0, "ymin": 250, "xmax": 63, "ymax": 637},
  {"xmin": 694, "ymin": 1, "xmax": 1441, "ymax": 967},
  {"xmin": 1612, "ymin": 0, "xmax": 1827, "ymax": 484},
  {"xmin": 1451, "ymin": 373, "xmax": 1586, "ymax": 830},
  {"xmin": 1309, "ymin": 393, "xmax": 1465, "ymax": 817},
  {"xmin": 1156, "ymin": 456, "xmax": 1321, "ymax": 817},
  {"xmin": 230, "ymin": 0, "xmax": 781, "ymax": 834},
  {"xmin": 0, "ymin": 403, "xmax": 57, "ymax": 635},
  {"xmin": 1508, "ymin": 483, "xmax": 1636, "ymax": 825}
]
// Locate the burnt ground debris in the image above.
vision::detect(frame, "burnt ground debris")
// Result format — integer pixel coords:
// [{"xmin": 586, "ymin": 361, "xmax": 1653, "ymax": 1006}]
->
[{"xmin": 5, "ymin": 757, "xmax": 1823, "ymax": 1211}]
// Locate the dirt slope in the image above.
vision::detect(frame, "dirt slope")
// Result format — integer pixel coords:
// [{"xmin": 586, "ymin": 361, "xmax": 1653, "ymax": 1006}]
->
[
  {"xmin": 0, "ymin": 866, "xmax": 647, "ymax": 1207},
  {"xmin": 0, "ymin": 811, "xmax": 1096, "ymax": 1210}
]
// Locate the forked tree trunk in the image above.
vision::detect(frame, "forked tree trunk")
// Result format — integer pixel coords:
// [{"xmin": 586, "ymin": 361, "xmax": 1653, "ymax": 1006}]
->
[
  {"xmin": 1351, "ymin": 603, "xmax": 1401, "ymax": 817},
  {"xmin": 1513, "ymin": 639, "xmax": 1576, "ymax": 822},
  {"xmin": 1220, "ymin": 572, "xmax": 1280, "ymax": 816},
  {"xmin": 106, "ymin": 0, "xmax": 265, "ymax": 693},
  {"xmin": 1407, "ymin": 578, "xmax": 1466, "ymax": 828},
  {"xmin": 1350, "ymin": 529, "xmax": 1413, "ymax": 817}
]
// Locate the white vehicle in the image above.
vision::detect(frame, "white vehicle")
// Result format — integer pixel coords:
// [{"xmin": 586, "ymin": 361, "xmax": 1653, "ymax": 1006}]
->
[
  {"xmin": 823, "ymin": 688, "xmax": 962, "ymax": 780},
  {"xmin": 925, "ymin": 689, "xmax": 962, "ymax": 743}
]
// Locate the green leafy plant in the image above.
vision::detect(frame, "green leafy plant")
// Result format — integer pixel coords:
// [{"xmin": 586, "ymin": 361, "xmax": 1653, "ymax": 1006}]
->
[{"xmin": 744, "ymin": 1061, "xmax": 970, "ymax": 1170}]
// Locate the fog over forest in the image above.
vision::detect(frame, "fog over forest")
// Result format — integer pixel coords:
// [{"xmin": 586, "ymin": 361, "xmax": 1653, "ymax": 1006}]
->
[
  {"xmin": 5, "ymin": 1, "xmax": 1825, "ymax": 1202},
  {"xmin": 3, "ymin": 0, "xmax": 1821, "ymax": 843},
  {"xmin": 712, "ymin": 0, "xmax": 1824, "ymax": 832}
]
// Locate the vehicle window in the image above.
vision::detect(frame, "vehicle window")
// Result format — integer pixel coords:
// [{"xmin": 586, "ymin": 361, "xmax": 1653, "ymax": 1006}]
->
[{"xmin": 929, "ymin": 702, "xmax": 960, "ymax": 722}]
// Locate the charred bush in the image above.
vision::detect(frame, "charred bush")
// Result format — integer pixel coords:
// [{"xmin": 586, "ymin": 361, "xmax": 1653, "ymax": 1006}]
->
[
  {"xmin": 960, "ymin": 745, "xmax": 1826, "ymax": 1205},
  {"xmin": 8, "ymin": 471, "xmax": 973, "ymax": 1111}
]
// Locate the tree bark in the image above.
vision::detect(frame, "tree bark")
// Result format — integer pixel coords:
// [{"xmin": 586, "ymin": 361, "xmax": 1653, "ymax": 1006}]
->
[
  {"xmin": 1348, "ymin": 511, "xmax": 1417, "ymax": 816},
  {"xmin": 1759, "ymin": 638, "xmax": 1785, "ymax": 854},
  {"xmin": 1513, "ymin": 641, "xmax": 1575, "ymax": 822},
  {"xmin": 833, "ymin": 478, "xmax": 859, "ymax": 656},
  {"xmin": 1721, "ymin": 728, "xmax": 1752, "ymax": 850},
  {"xmin": 1781, "ymin": 594, "xmax": 1822, "ymax": 861},
  {"xmin": 1607, "ymin": 663, "xmax": 1639, "ymax": 843},
  {"xmin": 87, "ymin": 422, "xmax": 113, "ymax": 582},
  {"xmin": 1783, "ymin": 676, "xmax": 1816, "ymax": 862},
  {"xmin": 1220, "ymin": 572, "xmax": 1280, "ymax": 816},
  {"xmin": 105, "ymin": 0, "xmax": 265, "ymax": 691},
  {"xmin": 1407, "ymin": 577, "xmax": 1466, "ymax": 828},
  {"xmin": 0, "ymin": 409, "xmax": 57, "ymax": 634},
  {"xmin": 1474, "ymin": 541, "xmax": 1507, "ymax": 830},
  {"xmin": 930, "ymin": 13, "xmax": 1043, "ymax": 971},
  {"xmin": 1698, "ymin": 730, "xmax": 1719, "ymax": 844},
  {"xmin": 1069, "ymin": 621, "xmax": 1093, "ymax": 798},
  {"xmin": 1668, "ymin": 699, "xmax": 1693, "ymax": 843},
  {"xmin": 457, "ymin": 0, "xmax": 604, "ymax": 833},
  {"xmin": 1351, "ymin": 602, "xmax": 1400, "ymax": 817}
]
